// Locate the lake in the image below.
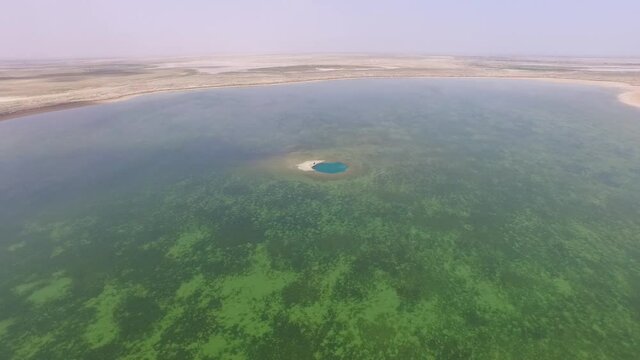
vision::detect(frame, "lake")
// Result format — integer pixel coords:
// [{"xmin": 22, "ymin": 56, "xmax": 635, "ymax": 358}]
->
[{"xmin": 1, "ymin": 79, "xmax": 639, "ymax": 359}]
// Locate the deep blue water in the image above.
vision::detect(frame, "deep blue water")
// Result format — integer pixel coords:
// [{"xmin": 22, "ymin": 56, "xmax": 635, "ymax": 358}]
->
[{"xmin": 313, "ymin": 161, "xmax": 348, "ymax": 174}]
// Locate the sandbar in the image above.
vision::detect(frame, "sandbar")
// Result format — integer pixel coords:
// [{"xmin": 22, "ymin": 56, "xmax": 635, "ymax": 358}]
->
[
  {"xmin": 296, "ymin": 160, "xmax": 325, "ymax": 172},
  {"xmin": 619, "ymin": 90, "xmax": 640, "ymax": 108}
]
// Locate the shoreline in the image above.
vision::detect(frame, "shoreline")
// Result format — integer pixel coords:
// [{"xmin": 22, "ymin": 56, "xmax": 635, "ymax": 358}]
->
[{"xmin": 1, "ymin": 74, "xmax": 639, "ymax": 122}]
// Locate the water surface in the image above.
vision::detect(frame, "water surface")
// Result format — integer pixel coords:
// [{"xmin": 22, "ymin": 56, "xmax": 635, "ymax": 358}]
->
[
  {"xmin": 1, "ymin": 79, "xmax": 639, "ymax": 359},
  {"xmin": 313, "ymin": 162, "xmax": 348, "ymax": 174}
]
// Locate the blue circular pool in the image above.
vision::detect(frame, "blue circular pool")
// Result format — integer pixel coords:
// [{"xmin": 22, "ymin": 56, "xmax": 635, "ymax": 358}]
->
[{"xmin": 312, "ymin": 162, "xmax": 348, "ymax": 174}]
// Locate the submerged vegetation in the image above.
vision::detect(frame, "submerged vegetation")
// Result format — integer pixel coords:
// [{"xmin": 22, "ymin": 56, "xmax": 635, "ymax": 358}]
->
[{"xmin": 0, "ymin": 79, "xmax": 639, "ymax": 359}]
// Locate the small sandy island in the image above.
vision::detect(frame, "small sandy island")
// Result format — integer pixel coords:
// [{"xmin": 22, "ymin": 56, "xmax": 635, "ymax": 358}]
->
[{"xmin": 296, "ymin": 160, "xmax": 324, "ymax": 172}]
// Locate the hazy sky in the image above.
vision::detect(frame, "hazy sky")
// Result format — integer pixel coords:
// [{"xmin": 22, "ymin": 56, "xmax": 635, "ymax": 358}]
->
[{"xmin": 1, "ymin": 0, "xmax": 639, "ymax": 59}]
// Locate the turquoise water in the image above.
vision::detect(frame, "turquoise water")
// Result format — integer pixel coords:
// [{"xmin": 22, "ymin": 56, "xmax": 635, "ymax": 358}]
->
[
  {"xmin": 1, "ymin": 79, "xmax": 639, "ymax": 359},
  {"xmin": 312, "ymin": 161, "xmax": 348, "ymax": 174}
]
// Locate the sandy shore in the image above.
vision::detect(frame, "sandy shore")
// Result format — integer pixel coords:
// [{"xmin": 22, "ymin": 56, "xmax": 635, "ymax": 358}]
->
[
  {"xmin": 1, "ymin": 55, "xmax": 639, "ymax": 121},
  {"xmin": 619, "ymin": 90, "xmax": 640, "ymax": 108}
]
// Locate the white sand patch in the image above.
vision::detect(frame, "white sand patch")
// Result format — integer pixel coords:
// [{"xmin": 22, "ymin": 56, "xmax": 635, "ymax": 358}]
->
[{"xmin": 296, "ymin": 160, "xmax": 324, "ymax": 171}]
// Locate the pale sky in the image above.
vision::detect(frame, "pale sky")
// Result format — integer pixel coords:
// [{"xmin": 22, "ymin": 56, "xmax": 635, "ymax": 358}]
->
[{"xmin": 1, "ymin": 0, "xmax": 639, "ymax": 59}]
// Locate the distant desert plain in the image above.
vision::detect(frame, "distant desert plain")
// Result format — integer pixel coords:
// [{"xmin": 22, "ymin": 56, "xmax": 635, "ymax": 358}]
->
[{"xmin": 1, "ymin": 54, "xmax": 640, "ymax": 120}]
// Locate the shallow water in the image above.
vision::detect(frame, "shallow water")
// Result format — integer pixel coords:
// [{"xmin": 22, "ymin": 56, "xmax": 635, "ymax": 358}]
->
[{"xmin": 1, "ymin": 79, "xmax": 639, "ymax": 359}]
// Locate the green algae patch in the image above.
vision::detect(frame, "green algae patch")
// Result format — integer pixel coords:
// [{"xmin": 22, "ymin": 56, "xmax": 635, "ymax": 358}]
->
[
  {"xmin": 215, "ymin": 245, "xmax": 296, "ymax": 339},
  {"xmin": 553, "ymin": 277, "xmax": 574, "ymax": 297},
  {"xmin": 359, "ymin": 281, "xmax": 402, "ymax": 322},
  {"xmin": 475, "ymin": 281, "xmax": 515, "ymax": 313},
  {"xmin": 120, "ymin": 305, "xmax": 184, "ymax": 360},
  {"xmin": 13, "ymin": 333, "xmax": 54, "ymax": 360},
  {"xmin": 15, "ymin": 272, "xmax": 73, "ymax": 305},
  {"xmin": 13, "ymin": 280, "xmax": 43, "ymax": 297},
  {"xmin": 167, "ymin": 228, "xmax": 210, "ymax": 259},
  {"xmin": 27, "ymin": 276, "xmax": 72, "ymax": 305},
  {"xmin": 84, "ymin": 284, "xmax": 123, "ymax": 349},
  {"xmin": 7, "ymin": 241, "xmax": 26, "ymax": 252},
  {"xmin": 199, "ymin": 335, "xmax": 245, "ymax": 360},
  {"xmin": 0, "ymin": 318, "xmax": 14, "ymax": 339},
  {"xmin": 175, "ymin": 274, "xmax": 207, "ymax": 300}
]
